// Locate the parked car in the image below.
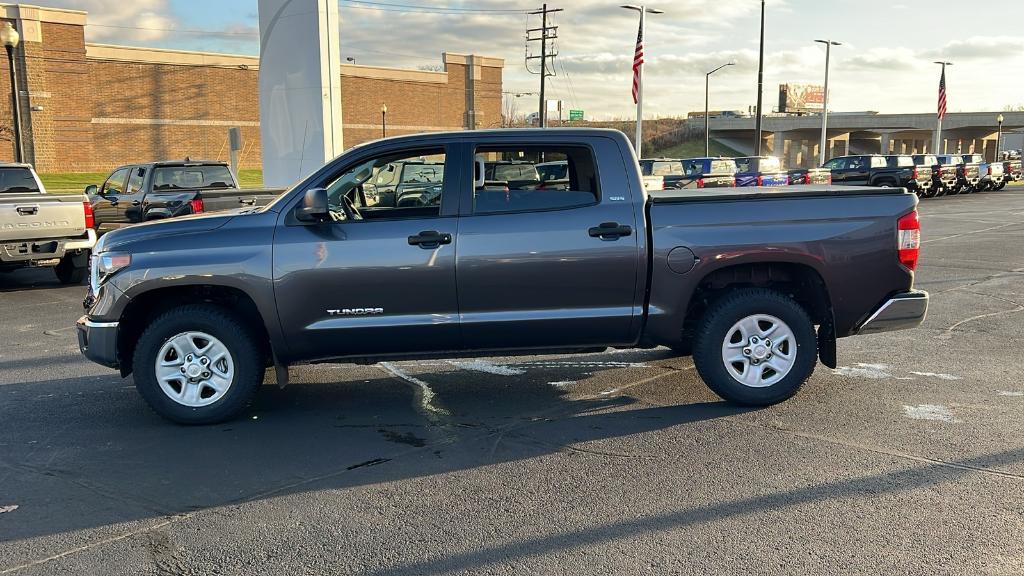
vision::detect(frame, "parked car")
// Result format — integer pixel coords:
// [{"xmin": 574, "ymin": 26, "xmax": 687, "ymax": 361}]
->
[
  {"xmin": 936, "ymin": 154, "xmax": 981, "ymax": 194},
  {"xmin": 822, "ymin": 154, "xmax": 930, "ymax": 193},
  {"xmin": 997, "ymin": 156, "xmax": 1022, "ymax": 189},
  {"xmin": 78, "ymin": 128, "xmax": 928, "ymax": 424},
  {"xmin": 484, "ymin": 161, "xmax": 541, "ymax": 190},
  {"xmin": 959, "ymin": 153, "xmax": 1003, "ymax": 192},
  {"xmin": 536, "ymin": 160, "xmax": 570, "ymax": 190},
  {"xmin": 911, "ymin": 154, "xmax": 956, "ymax": 198},
  {"xmin": 87, "ymin": 161, "xmax": 281, "ymax": 233},
  {"xmin": 0, "ymin": 163, "xmax": 95, "ymax": 283},
  {"xmin": 639, "ymin": 157, "xmax": 736, "ymax": 189},
  {"xmin": 733, "ymin": 156, "xmax": 789, "ymax": 187},
  {"xmin": 787, "ymin": 167, "xmax": 831, "ymax": 186},
  {"xmin": 364, "ymin": 159, "xmax": 445, "ymax": 207}
]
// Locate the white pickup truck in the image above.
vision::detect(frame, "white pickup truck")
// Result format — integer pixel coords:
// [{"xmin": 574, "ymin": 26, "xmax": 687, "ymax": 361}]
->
[{"xmin": 0, "ymin": 163, "xmax": 96, "ymax": 283}]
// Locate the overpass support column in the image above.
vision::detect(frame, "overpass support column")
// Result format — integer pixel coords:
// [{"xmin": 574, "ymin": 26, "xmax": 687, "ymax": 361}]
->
[{"xmin": 880, "ymin": 133, "xmax": 891, "ymax": 155}]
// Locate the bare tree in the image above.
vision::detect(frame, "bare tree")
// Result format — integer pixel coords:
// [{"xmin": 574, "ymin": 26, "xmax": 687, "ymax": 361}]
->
[{"xmin": 502, "ymin": 95, "xmax": 522, "ymax": 128}]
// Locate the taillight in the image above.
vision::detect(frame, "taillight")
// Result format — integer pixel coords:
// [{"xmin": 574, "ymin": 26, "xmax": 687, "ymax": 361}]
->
[
  {"xmin": 83, "ymin": 201, "xmax": 95, "ymax": 229},
  {"xmin": 756, "ymin": 175, "xmax": 764, "ymax": 186},
  {"xmin": 897, "ymin": 210, "xmax": 921, "ymax": 271},
  {"xmin": 826, "ymin": 173, "xmax": 832, "ymax": 185},
  {"xmin": 911, "ymin": 166, "xmax": 918, "ymax": 179},
  {"xmin": 987, "ymin": 165, "xmax": 993, "ymax": 175},
  {"xmin": 696, "ymin": 177, "xmax": 705, "ymax": 188},
  {"xmin": 189, "ymin": 198, "xmax": 204, "ymax": 213}
]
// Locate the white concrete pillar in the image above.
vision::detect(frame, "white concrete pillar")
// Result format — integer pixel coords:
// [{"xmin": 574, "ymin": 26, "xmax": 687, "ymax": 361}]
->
[
  {"xmin": 880, "ymin": 133, "xmax": 891, "ymax": 155},
  {"xmin": 258, "ymin": 0, "xmax": 344, "ymax": 187}
]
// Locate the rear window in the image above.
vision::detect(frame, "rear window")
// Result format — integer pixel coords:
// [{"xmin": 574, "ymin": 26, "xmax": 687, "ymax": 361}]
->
[
  {"xmin": 710, "ymin": 160, "xmax": 737, "ymax": 174},
  {"xmin": 474, "ymin": 146, "xmax": 599, "ymax": 214},
  {"xmin": 152, "ymin": 165, "xmax": 234, "ymax": 190},
  {"xmin": 945, "ymin": 156, "xmax": 963, "ymax": 165},
  {"xmin": 0, "ymin": 168, "xmax": 40, "ymax": 193},
  {"xmin": 870, "ymin": 156, "xmax": 888, "ymax": 168},
  {"xmin": 537, "ymin": 162, "xmax": 568, "ymax": 182},
  {"xmin": 649, "ymin": 161, "xmax": 684, "ymax": 176},
  {"xmin": 759, "ymin": 157, "xmax": 781, "ymax": 172},
  {"xmin": 913, "ymin": 155, "xmax": 937, "ymax": 166}
]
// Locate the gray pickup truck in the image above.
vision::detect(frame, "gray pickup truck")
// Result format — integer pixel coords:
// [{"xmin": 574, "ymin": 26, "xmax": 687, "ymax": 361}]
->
[
  {"xmin": 1, "ymin": 163, "xmax": 95, "ymax": 283},
  {"xmin": 77, "ymin": 129, "xmax": 928, "ymax": 424}
]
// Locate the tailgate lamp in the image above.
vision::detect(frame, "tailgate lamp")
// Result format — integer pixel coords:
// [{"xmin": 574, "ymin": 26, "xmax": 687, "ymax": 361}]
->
[
  {"xmin": 756, "ymin": 175, "xmax": 764, "ymax": 186},
  {"xmin": 189, "ymin": 198, "xmax": 205, "ymax": 214},
  {"xmin": 696, "ymin": 177, "xmax": 705, "ymax": 189},
  {"xmin": 83, "ymin": 201, "xmax": 95, "ymax": 229},
  {"xmin": 897, "ymin": 210, "xmax": 921, "ymax": 271}
]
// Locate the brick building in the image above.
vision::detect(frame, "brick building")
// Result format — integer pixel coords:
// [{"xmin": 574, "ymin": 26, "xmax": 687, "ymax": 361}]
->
[{"xmin": 0, "ymin": 3, "xmax": 504, "ymax": 173}]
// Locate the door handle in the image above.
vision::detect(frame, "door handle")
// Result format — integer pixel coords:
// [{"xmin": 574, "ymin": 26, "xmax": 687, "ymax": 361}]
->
[
  {"xmin": 130, "ymin": 200, "xmax": 141, "ymax": 206},
  {"xmin": 16, "ymin": 205, "xmax": 38, "ymax": 216},
  {"xmin": 108, "ymin": 197, "xmax": 119, "ymax": 206},
  {"xmin": 408, "ymin": 230, "xmax": 452, "ymax": 248},
  {"xmin": 588, "ymin": 222, "xmax": 632, "ymax": 240}
]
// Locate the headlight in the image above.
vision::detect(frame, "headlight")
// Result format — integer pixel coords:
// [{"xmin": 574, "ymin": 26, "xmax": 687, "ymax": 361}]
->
[
  {"xmin": 96, "ymin": 252, "xmax": 132, "ymax": 275},
  {"xmin": 90, "ymin": 252, "xmax": 131, "ymax": 294}
]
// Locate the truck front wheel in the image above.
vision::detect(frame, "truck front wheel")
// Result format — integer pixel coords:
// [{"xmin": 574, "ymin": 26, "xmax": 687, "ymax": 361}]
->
[
  {"xmin": 132, "ymin": 304, "xmax": 265, "ymax": 424},
  {"xmin": 693, "ymin": 288, "xmax": 817, "ymax": 406},
  {"xmin": 55, "ymin": 252, "xmax": 88, "ymax": 284}
]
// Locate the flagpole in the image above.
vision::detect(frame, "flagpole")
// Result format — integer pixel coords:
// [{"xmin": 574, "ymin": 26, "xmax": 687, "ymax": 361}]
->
[
  {"xmin": 636, "ymin": 8, "xmax": 644, "ymax": 159},
  {"xmin": 934, "ymin": 61, "xmax": 952, "ymax": 154}
]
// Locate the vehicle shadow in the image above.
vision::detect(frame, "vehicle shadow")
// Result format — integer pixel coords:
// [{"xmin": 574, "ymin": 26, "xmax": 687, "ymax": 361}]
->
[
  {"xmin": 0, "ymin": 360, "xmax": 742, "ymax": 547},
  {"xmin": 0, "ymin": 267, "xmax": 85, "ymax": 293}
]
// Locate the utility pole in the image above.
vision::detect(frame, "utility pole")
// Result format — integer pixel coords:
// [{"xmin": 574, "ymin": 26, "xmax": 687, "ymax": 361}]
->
[
  {"xmin": 527, "ymin": 5, "xmax": 562, "ymax": 128},
  {"xmin": 754, "ymin": 0, "xmax": 765, "ymax": 155}
]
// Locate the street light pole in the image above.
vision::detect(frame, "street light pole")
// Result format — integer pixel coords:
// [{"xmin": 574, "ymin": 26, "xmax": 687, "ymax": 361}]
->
[
  {"xmin": 815, "ymin": 39, "xmax": 841, "ymax": 166},
  {"xmin": 381, "ymin": 103, "xmax": 387, "ymax": 138},
  {"xmin": 1, "ymin": 22, "xmax": 24, "ymax": 164},
  {"xmin": 621, "ymin": 4, "xmax": 663, "ymax": 159},
  {"xmin": 933, "ymin": 61, "xmax": 952, "ymax": 154},
  {"xmin": 996, "ymin": 113, "xmax": 1004, "ymax": 159},
  {"xmin": 753, "ymin": 0, "xmax": 765, "ymax": 155},
  {"xmin": 704, "ymin": 62, "xmax": 734, "ymax": 157}
]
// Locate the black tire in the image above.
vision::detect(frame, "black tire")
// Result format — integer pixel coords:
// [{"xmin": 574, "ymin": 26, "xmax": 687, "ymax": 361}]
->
[
  {"xmin": 132, "ymin": 304, "xmax": 265, "ymax": 424},
  {"xmin": 55, "ymin": 253, "xmax": 88, "ymax": 284},
  {"xmin": 994, "ymin": 180, "xmax": 1007, "ymax": 191},
  {"xmin": 693, "ymin": 288, "xmax": 817, "ymax": 406}
]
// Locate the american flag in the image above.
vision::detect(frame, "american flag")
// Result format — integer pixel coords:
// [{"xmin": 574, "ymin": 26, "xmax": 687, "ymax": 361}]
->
[
  {"xmin": 632, "ymin": 23, "xmax": 644, "ymax": 104},
  {"xmin": 937, "ymin": 67, "xmax": 947, "ymax": 120}
]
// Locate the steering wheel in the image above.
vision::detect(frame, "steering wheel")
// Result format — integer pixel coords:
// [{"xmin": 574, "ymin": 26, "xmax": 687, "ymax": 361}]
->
[{"xmin": 340, "ymin": 195, "xmax": 363, "ymax": 221}]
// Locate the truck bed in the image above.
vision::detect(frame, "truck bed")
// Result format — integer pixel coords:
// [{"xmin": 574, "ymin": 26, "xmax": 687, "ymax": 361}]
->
[
  {"xmin": 648, "ymin": 185, "xmax": 907, "ymax": 203},
  {"xmin": 1, "ymin": 193, "xmax": 89, "ymax": 243}
]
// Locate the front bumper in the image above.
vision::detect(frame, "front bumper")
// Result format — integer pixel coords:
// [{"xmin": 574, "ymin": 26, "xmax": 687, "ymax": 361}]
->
[
  {"xmin": 76, "ymin": 315, "xmax": 119, "ymax": 368},
  {"xmin": 856, "ymin": 291, "xmax": 929, "ymax": 335}
]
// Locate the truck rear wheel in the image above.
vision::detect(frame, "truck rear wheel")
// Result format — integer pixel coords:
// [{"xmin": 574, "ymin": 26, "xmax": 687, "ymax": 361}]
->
[
  {"xmin": 55, "ymin": 252, "xmax": 88, "ymax": 284},
  {"xmin": 693, "ymin": 288, "xmax": 817, "ymax": 406},
  {"xmin": 132, "ymin": 304, "xmax": 264, "ymax": 424}
]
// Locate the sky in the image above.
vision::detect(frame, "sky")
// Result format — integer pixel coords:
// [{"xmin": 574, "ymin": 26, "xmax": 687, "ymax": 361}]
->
[{"xmin": 44, "ymin": 0, "xmax": 1024, "ymax": 120}]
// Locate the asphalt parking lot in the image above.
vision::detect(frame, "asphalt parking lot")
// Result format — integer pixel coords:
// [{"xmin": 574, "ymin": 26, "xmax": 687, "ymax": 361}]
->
[{"xmin": 2, "ymin": 189, "xmax": 1023, "ymax": 575}]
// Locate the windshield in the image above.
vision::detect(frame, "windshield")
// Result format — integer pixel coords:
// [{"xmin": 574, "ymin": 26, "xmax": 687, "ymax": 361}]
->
[
  {"xmin": 153, "ymin": 165, "xmax": 235, "ymax": 190},
  {"xmin": 759, "ymin": 157, "xmax": 781, "ymax": 172},
  {"xmin": 487, "ymin": 163, "xmax": 540, "ymax": 182},
  {"xmin": 649, "ymin": 161, "xmax": 683, "ymax": 176},
  {"xmin": 0, "ymin": 167, "xmax": 41, "ymax": 193},
  {"xmin": 711, "ymin": 159, "xmax": 738, "ymax": 174},
  {"xmin": 401, "ymin": 163, "xmax": 444, "ymax": 184}
]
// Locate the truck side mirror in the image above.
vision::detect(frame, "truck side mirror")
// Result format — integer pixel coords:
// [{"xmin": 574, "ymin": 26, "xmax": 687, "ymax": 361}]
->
[
  {"xmin": 84, "ymin": 184, "xmax": 99, "ymax": 195},
  {"xmin": 296, "ymin": 187, "xmax": 329, "ymax": 222}
]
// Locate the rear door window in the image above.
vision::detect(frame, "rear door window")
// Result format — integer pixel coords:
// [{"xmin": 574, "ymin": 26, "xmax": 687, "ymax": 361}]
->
[
  {"xmin": 153, "ymin": 165, "xmax": 234, "ymax": 190},
  {"xmin": 473, "ymin": 146, "xmax": 599, "ymax": 214},
  {"xmin": 125, "ymin": 167, "xmax": 146, "ymax": 195}
]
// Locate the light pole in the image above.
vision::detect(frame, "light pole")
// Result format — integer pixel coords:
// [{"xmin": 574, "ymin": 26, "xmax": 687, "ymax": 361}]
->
[
  {"xmin": 1, "ymin": 22, "xmax": 24, "ymax": 163},
  {"xmin": 381, "ymin": 103, "xmax": 387, "ymax": 138},
  {"xmin": 753, "ymin": 0, "xmax": 765, "ymax": 155},
  {"xmin": 996, "ymin": 113, "xmax": 1004, "ymax": 159},
  {"xmin": 621, "ymin": 4, "xmax": 663, "ymax": 159},
  {"xmin": 814, "ymin": 39, "xmax": 841, "ymax": 166},
  {"xmin": 704, "ymin": 62, "xmax": 734, "ymax": 157},
  {"xmin": 934, "ymin": 61, "xmax": 952, "ymax": 154}
]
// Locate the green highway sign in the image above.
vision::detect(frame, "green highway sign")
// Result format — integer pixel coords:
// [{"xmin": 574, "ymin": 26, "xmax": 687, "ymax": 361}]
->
[{"xmin": 569, "ymin": 109, "xmax": 584, "ymax": 121}]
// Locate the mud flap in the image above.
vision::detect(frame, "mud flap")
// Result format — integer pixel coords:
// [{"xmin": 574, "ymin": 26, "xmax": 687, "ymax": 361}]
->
[
  {"xmin": 817, "ymin": 322, "xmax": 836, "ymax": 369},
  {"xmin": 273, "ymin": 354, "xmax": 290, "ymax": 389}
]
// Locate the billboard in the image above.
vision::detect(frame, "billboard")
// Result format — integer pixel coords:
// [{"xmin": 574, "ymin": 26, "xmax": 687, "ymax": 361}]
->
[{"xmin": 778, "ymin": 84, "xmax": 825, "ymax": 114}]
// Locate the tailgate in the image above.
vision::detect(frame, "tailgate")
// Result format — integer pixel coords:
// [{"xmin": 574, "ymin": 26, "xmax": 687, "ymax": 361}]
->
[
  {"xmin": 702, "ymin": 174, "xmax": 735, "ymax": 188},
  {"xmin": 199, "ymin": 189, "xmax": 282, "ymax": 213},
  {"xmin": 964, "ymin": 165, "xmax": 981, "ymax": 179},
  {"xmin": 1, "ymin": 194, "xmax": 87, "ymax": 242}
]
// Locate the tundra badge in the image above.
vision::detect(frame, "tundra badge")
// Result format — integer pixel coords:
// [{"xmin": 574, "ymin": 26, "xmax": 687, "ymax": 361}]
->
[{"xmin": 327, "ymin": 308, "xmax": 384, "ymax": 316}]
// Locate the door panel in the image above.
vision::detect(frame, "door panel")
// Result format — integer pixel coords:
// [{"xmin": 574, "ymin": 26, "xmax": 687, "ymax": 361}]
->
[
  {"xmin": 273, "ymin": 217, "xmax": 460, "ymax": 360},
  {"xmin": 93, "ymin": 168, "xmax": 129, "ymax": 232},
  {"xmin": 456, "ymin": 141, "xmax": 639, "ymax": 350}
]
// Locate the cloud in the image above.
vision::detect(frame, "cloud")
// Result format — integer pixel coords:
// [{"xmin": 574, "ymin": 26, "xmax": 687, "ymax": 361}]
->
[{"xmin": 44, "ymin": 0, "xmax": 178, "ymax": 41}]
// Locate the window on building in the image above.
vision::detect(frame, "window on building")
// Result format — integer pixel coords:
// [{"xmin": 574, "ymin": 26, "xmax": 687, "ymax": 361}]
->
[{"xmin": 473, "ymin": 145, "xmax": 599, "ymax": 214}]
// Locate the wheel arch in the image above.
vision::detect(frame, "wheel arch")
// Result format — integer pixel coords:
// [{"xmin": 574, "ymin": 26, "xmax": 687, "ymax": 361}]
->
[
  {"xmin": 673, "ymin": 261, "xmax": 836, "ymax": 367},
  {"xmin": 117, "ymin": 284, "xmax": 274, "ymax": 377}
]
